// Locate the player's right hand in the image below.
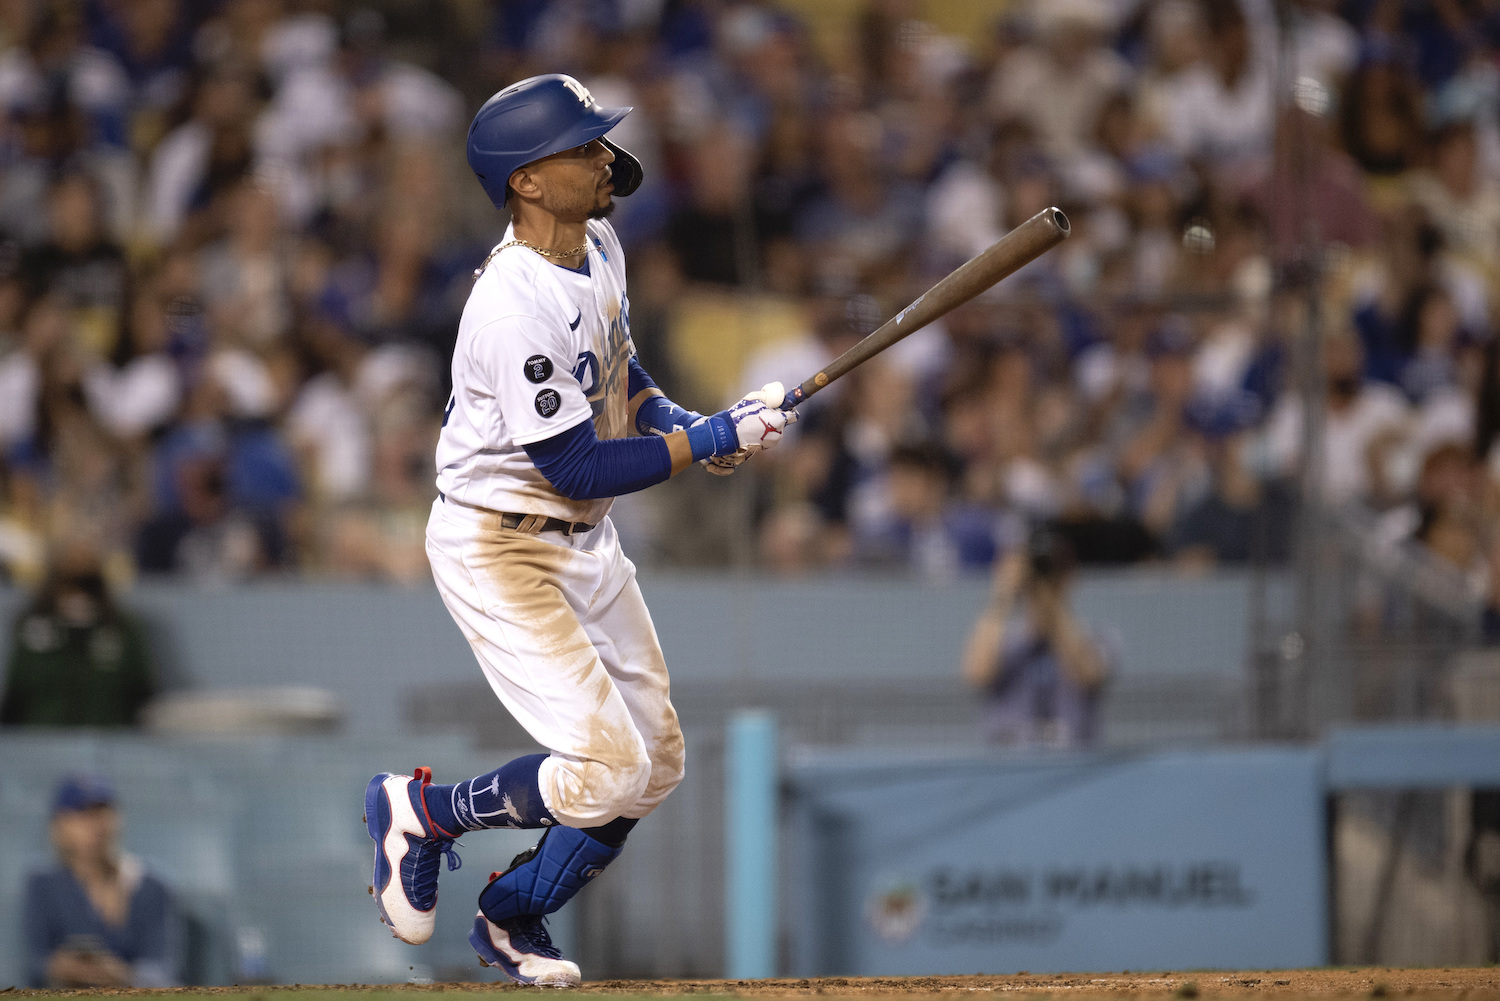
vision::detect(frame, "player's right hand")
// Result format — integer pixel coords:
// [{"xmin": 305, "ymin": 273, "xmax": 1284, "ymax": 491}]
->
[
  {"xmin": 688, "ymin": 413, "xmax": 748, "ymax": 475},
  {"xmin": 702, "ymin": 449, "xmax": 748, "ymax": 475}
]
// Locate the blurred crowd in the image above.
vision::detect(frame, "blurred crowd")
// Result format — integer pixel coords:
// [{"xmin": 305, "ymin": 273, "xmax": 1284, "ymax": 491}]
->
[
  {"xmin": 5, "ymin": 0, "xmax": 1500, "ymax": 589},
  {"xmin": 742, "ymin": 0, "xmax": 1500, "ymax": 595}
]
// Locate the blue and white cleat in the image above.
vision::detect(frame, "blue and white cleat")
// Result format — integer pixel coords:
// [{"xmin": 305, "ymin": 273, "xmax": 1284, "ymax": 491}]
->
[
  {"xmin": 470, "ymin": 911, "xmax": 581, "ymax": 987},
  {"xmin": 364, "ymin": 767, "xmax": 461, "ymax": 944}
]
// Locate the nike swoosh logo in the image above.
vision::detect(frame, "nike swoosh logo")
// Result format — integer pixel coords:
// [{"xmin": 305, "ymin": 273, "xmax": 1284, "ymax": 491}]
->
[{"xmin": 569, "ymin": 312, "xmax": 582, "ymax": 331}]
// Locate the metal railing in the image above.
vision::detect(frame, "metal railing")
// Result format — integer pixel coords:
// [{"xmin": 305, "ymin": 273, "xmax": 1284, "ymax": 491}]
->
[{"xmin": 1252, "ymin": 501, "xmax": 1484, "ymax": 739}]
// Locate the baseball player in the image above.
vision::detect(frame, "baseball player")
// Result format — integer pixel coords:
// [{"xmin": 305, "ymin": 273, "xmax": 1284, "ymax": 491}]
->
[{"xmin": 362, "ymin": 73, "xmax": 796, "ymax": 987}]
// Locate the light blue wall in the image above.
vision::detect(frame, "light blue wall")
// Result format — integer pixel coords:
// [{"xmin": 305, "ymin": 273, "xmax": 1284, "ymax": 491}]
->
[
  {"xmin": 0, "ymin": 569, "xmax": 1260, "ymax": 738},
  {"xmin": 0, "ymin": 734, "xmax": 557, "ymax": 988},
  {"xmin": 647, "ymin": 570, "xmax": 1256, "ymax": 681},
  {"xmin": 1325, "ymin": 724, "xmax": 1500, "ymax": 787},
  {"xmin": 10, "ymin": 724, "xmax": 1493, "ymax": 984},
  {"xmin": 0, "ymin": 570, "xmax": 1270, "ymax": 985}
]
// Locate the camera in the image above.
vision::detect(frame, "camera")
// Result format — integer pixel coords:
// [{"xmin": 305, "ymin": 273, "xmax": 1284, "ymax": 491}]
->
[{"xmin": 1026, "ymin": 526, "xmax": 1075, "ymax": 581}]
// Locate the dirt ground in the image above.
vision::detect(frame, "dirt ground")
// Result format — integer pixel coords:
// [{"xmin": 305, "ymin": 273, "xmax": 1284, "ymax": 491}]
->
[
  {"xmin": 599, "ymin": 969, "xmax": 1500, "ymax": 999},
  {"xmin": 6, "ymin": 968, "xmax": 1499, "ymax": 1001}
]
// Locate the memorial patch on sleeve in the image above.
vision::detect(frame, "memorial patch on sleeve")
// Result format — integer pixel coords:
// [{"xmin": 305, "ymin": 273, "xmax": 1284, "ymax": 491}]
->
[{"xmin": 524, "ymin": 355, "xmax": 553, "ymax": 383}]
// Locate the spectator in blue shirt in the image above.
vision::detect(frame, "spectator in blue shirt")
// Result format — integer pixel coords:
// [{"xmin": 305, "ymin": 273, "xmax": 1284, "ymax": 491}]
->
[
  {"xmin": 23, "ymin": 775, "xmax": 174, "ymax": 988},
  {"xmin": 855, "ymin": 441, "xmax": 999, "ymax": 579}
]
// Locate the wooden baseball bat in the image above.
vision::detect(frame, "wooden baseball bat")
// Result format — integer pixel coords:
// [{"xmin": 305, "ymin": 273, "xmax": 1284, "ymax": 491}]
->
[{"xmin": 780, "ymin": 206, "xmax": 1071, "ymax": 409}]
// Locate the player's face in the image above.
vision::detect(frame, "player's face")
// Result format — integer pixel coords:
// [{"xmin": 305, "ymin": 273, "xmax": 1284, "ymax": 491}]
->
[{"xmin": 522, "ymin": 139, "xmax": 617, "ymax": 222}]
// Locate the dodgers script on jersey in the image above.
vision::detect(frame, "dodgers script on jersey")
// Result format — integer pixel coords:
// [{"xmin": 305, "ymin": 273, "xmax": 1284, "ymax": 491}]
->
[{"xmin": 437, "ymin": 218, "xmax": 633, "ymax": 523}]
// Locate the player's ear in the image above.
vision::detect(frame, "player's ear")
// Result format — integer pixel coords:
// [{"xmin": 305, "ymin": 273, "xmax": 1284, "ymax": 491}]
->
[{"xmin": 508, "ymin": 167, "xmax": 538, "ymax": 202}]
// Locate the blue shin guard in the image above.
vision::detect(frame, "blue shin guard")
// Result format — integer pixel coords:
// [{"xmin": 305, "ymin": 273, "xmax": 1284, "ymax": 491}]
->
[{"xmin": 478, "ymin": 825, "xmax": 623, "ymax": 922}]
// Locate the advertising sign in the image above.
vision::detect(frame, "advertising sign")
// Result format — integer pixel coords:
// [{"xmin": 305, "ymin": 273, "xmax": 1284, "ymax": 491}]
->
[{"xmin": 787, "ymin": 748, "xmax": 1326, "ymax": 975}]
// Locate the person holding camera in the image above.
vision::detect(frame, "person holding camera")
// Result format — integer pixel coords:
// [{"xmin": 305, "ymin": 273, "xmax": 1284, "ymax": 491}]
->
[{"xmin": 960, "ymin": 529, "xmax": 1115, "ymax": 748}]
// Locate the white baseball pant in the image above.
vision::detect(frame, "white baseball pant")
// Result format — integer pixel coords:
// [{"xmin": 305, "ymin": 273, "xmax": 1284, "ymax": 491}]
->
[{"xmin": 425, "ymin": 496, "xmax": 685, "ymax": 827}]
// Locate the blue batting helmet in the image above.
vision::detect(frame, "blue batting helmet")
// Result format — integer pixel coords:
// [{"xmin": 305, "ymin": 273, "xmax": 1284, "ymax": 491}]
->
[{"xmin": 466, "ymin": 73, "xmax": 644, "ymax": 208}]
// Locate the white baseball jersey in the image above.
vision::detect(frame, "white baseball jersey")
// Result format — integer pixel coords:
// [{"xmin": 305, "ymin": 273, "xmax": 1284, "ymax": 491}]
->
[{"xmin": 436, "ymin": 218, "xmax": 635, "ymax": 524}]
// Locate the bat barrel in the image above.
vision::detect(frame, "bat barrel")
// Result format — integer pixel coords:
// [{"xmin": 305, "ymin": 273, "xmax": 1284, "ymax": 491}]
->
[{"xmin": 779, "ymin": 206, "xmax": 1071, "ymax": 410}]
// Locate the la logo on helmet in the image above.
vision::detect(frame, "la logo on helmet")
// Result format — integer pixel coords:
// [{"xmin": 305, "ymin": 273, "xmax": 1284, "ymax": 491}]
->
[{"xmin": 562, "ymin": 78, "xmax": 595, "ymax": 108}]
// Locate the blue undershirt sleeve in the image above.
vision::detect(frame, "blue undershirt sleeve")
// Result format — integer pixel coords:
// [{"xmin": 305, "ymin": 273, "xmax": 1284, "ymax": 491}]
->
[
  {"xmin": 524, "ymin": 418, "xmax": 674, "ymax": 500},
  {"xmin": 627, "ymin": 356, "xmax": 656, "ymax": 399}
]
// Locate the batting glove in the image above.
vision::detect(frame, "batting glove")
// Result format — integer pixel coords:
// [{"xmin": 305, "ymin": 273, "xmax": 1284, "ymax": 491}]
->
[
  {"xmin": 721, "ymin": 396, "xmax": 797, "ymax": 454},
  {"xmin": 700, "ymin": 383, "xmax": 789, "ymax": 476}
]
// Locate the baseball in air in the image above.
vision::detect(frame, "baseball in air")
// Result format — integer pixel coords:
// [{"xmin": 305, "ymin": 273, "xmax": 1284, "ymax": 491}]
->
[{"xmin": 1182, "ymin": 221, "xmax": 1215, "ymax": 255}]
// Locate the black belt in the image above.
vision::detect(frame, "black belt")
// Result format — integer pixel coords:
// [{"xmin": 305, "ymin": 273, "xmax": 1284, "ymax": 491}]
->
[
  {"xmin": 498, "ymin": 512, "xmax": 596, "ymax": 536},
  {"xmin": 440, "ymin": 494, "xmax": 595, "ymax": 536}
]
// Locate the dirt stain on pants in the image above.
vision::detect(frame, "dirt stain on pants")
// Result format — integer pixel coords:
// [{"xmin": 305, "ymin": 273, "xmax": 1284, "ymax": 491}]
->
[{"xmin": 427, "ymin": 502, "xmax": 685, "ymax": 827}]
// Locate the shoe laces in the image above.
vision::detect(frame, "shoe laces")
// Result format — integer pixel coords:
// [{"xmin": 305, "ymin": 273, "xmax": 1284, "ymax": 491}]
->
[
  {"xmin": 403, "ymin": 834, "xmax": 462, "ymax": 909},
  {"xmin": 500, "ymin": 915, "xmax": 562, "ymax": 959}
]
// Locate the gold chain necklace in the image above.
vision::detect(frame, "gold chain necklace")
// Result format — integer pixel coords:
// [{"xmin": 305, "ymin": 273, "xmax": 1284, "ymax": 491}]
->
[{"xmin": 474, "ymin": 238, "xmax": 589, "ymax": 279}]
